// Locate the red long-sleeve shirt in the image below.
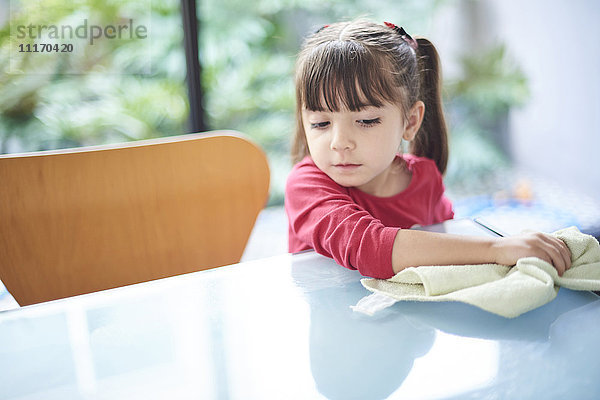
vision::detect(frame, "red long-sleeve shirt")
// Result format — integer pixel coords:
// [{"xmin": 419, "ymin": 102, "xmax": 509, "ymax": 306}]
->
[{"xmin": 285, "ymin": 154, "xmax": 454, "ymax": 279}]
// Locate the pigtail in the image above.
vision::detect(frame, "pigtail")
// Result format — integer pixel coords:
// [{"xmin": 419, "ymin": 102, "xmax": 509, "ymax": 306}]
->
[{"xmin": 411, "ymin": 38, "xmax": 449, "ymax": 175}]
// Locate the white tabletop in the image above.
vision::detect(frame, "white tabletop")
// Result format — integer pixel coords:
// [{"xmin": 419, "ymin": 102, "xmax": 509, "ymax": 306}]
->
[{"xmin": 1, "ymin": 226, "xmax": 600, "ymax": 399}]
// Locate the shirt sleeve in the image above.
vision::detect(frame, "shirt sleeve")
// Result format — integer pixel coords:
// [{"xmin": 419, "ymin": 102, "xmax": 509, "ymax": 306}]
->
[{"xmin": 285, "ymin": 161, "xmax": 399, "ymax": 279}]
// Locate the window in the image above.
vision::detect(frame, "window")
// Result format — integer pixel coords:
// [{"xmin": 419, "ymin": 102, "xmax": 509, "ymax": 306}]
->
[{"xmin": 1, "ymin": 0, "xmax": 188, "ymax": 153}]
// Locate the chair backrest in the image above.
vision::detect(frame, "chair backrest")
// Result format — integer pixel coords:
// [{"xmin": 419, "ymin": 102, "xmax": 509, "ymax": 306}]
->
[{"xmin": 0, "ymin": 131, "xmax": 270, "ymax": 306}]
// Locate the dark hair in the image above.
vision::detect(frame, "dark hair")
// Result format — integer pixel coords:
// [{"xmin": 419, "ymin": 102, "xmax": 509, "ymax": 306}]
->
[{"xmin": 291, "ymin": 19, "xmax": 448, "ymax": 174}]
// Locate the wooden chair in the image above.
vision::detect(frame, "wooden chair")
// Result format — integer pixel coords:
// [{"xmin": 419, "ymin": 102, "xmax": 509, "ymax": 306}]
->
[{"xmin": 0, "ymin": 131, "xmax": 270, "ymax": 306}]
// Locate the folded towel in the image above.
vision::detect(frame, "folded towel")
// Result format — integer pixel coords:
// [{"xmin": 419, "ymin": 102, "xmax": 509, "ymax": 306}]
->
[{"xmin": 354, "ymin": 227, "xmax": 600, "ymax": 318}]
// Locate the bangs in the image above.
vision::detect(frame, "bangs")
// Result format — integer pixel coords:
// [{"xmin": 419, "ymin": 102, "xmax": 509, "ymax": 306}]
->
[{"xmin": 298, "ymin": 40, "xmax": 400, "ymax": 112}]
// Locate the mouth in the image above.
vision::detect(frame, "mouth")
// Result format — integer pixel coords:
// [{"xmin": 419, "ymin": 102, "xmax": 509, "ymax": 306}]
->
[{"xmin": 333, "ymin": 163, "xmax": 362, "ymax": 170}]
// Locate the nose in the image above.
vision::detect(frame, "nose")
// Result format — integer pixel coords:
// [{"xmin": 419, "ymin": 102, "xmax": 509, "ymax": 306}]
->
[{"xmin": 330, "ymin": 125, "xmax": 355, "ymax": 152}]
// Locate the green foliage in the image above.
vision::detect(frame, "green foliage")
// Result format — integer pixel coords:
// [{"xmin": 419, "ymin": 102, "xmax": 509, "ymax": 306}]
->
[
  {"xmin": 0, "ymin": 0, "xmax": 187, "ymax": 153},
  {"xmin": 443, "ymin": 43, "xmax": 530, "ymax": 191},
  {"xmin": 444, "ymin": 121, "xmax": 510, "ymax": 189},
  {"xmin": 446, "ymin": 43, "xmax": 529, "ymax": 119}
]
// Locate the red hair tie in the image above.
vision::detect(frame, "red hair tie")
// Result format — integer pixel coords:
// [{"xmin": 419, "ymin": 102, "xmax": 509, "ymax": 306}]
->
[
  {"xmin": 315, "ymin": 24, "xmax": 330, "ymax": 34},
  {"xmin": 384, "ymin": 22, "xmax": 418, "ymax": 50}
]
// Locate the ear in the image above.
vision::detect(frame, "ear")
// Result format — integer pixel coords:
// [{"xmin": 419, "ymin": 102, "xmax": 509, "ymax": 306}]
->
[{"xmin": 403, "ymin": 101, "xmax": 425, "ymax": 141}]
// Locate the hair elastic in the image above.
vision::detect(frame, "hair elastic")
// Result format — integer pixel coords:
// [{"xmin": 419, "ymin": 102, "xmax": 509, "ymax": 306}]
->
[
  {"xmin": 315, "ymin": 24, "xmax": 330, "ymax": 34},
  {"xmin": 384, "ymin": 22, "xmax": 418, "ymax": 50}
]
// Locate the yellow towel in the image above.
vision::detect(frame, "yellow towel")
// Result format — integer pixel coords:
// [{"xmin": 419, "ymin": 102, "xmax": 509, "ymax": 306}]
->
[{"xmin": 355, "ymin": 227, "xmax": 600, "ymax": 318}]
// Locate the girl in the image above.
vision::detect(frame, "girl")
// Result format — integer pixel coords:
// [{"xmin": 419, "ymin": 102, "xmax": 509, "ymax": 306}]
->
[{"xmin": 285, "ymin": 19, "xmax": 571, "ymax": 280}]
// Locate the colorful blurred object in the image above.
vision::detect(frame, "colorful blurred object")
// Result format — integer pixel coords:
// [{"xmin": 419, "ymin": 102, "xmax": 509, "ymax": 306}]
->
[{"xmin": 452, "ymin": 171, "xmax": 600, "ymax": 238}]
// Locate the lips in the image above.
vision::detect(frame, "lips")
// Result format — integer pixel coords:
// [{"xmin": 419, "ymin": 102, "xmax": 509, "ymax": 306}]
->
[{"xmin": 333, "ymin": 163, "xmax": 361, "ymax": 170}]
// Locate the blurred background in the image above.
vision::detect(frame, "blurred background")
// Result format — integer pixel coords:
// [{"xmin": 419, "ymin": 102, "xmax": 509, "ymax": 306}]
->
[{"xmin": 1, "ymin": 0, "xmax": 600, "ymax": 263}]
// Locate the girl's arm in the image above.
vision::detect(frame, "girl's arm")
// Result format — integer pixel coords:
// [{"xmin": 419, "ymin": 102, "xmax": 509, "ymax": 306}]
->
[
  {"xmin": 286, "ymin": 159, "xmax": 401, "ymax": 279},
  {"xmin": 391, "ymin": 229, "xmax": 572, "ymax": 276}
]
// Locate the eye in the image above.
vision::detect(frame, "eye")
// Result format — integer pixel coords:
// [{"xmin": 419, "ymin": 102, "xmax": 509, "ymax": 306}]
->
[
  {"xmin": 357, "ymin": 118, "xmax": 381, "ymax": 127},
  {"xmin": 310, "ymin": 121, "xmax": 330, "ymax": 129}
]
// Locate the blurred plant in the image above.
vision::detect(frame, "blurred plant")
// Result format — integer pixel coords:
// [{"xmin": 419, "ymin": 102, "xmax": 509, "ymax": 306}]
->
[
  {"xmin": 0, "ymin": 0, "xmax": 188, "ymax": 153},
  {"xmin": 447, "ymin": 43, "xmax": 529, "ymax": 119},
  {"xmin": 444, "ymin": 43, "xmax": 530, "ymax": 194}
]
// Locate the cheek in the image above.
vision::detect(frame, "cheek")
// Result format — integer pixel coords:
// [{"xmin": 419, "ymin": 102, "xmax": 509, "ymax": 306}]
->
[
  {"xmin": 304, "ymin": 134, "xmax": 324, "ymax": 161},
  {"xmin": 387, "ymin": 124, "xmax": 404, "ymax": 148},
  {"xmin": 304, "ymin": 131, "xmax": 326, "ymax": 151},
  {"xmin": 303, "ymin": 131, "xmax": 315, "ymax": 151},
  {"xmin": 371, "ymin": 127, "xmax": 402, "ymax": 151}
]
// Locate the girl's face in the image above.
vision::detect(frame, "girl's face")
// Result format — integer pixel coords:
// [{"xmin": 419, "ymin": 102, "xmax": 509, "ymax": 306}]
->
[{"xmin": 302, "ymin": 101, "xmax": 422, "ymax": 196}]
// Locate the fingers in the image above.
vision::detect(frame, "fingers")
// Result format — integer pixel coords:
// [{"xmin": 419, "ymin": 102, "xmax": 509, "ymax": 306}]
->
[
  {"xmin": 534, "ymin": 233, "xmax": 572, "ymax": 276},
  {"xmin": 496, "ymin": 233, "xmax": 573, "ymax": 276},
  {"xmin": 553, "ymin": 236, "xmax": 572, "ymax": 273}
]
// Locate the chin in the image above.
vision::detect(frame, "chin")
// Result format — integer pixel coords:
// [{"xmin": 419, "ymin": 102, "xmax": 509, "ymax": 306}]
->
[{"xmin": 329, "ymin": 175, "xmax": 366, "ymax": 188}]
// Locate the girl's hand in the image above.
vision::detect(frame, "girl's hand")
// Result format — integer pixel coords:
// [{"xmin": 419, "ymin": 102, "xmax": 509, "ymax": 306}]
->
[{"xmin": 492, "ymin": 232, "xmax": 572, "ymax": 276}]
